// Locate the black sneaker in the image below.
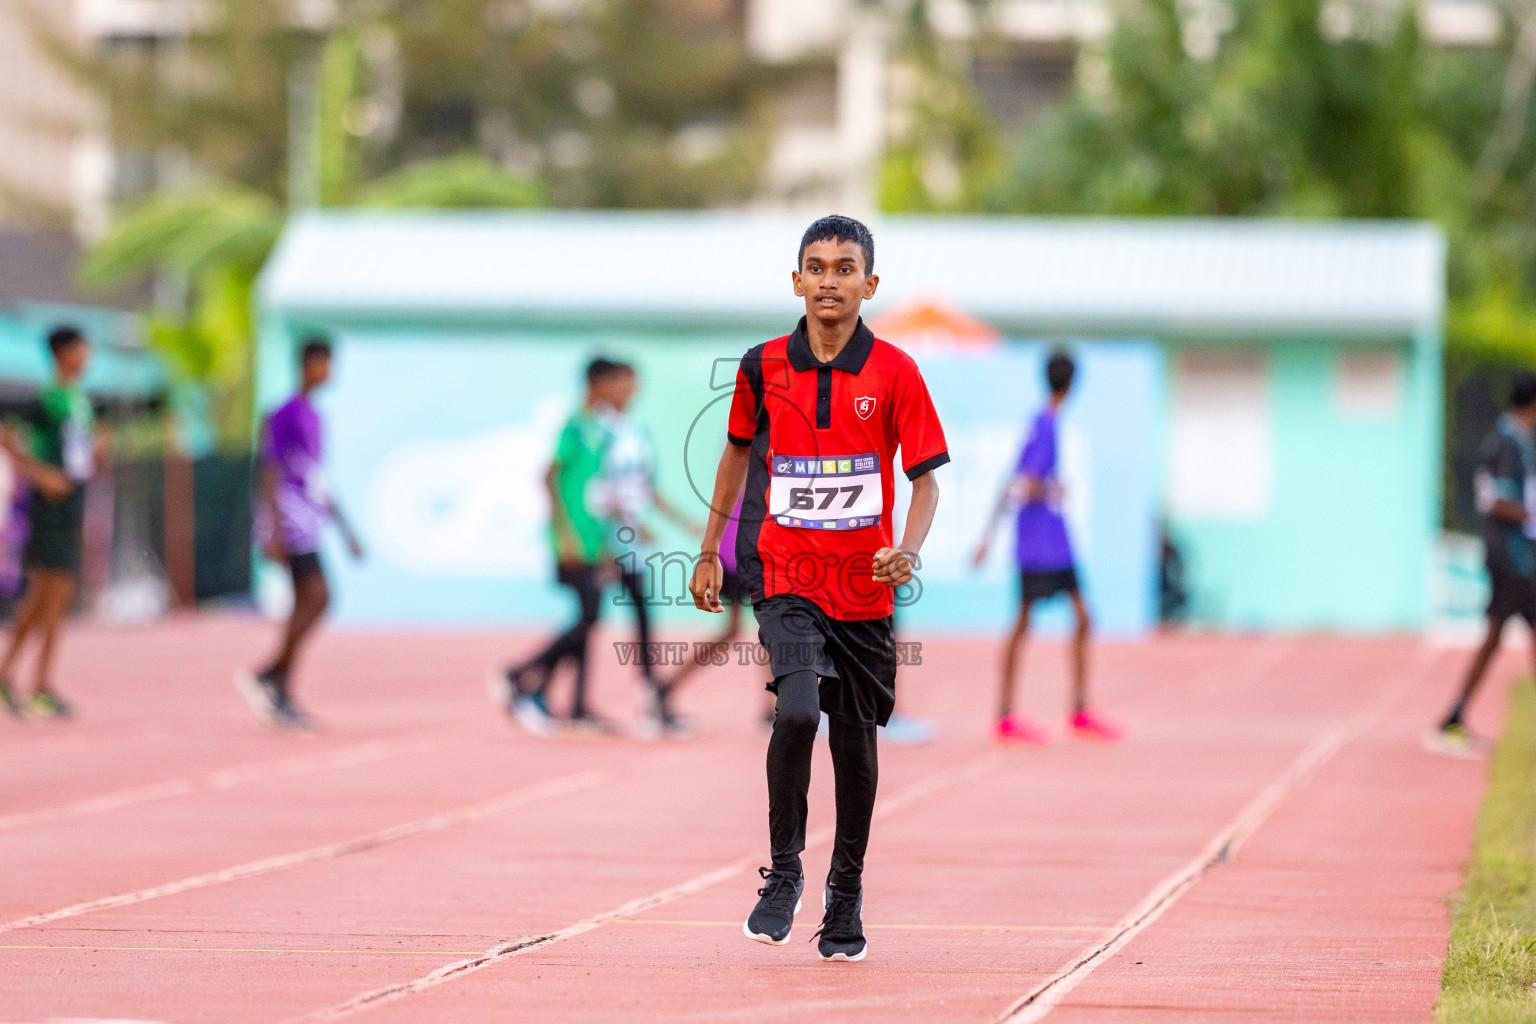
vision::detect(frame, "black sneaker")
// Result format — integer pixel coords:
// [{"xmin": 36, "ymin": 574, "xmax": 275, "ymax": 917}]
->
[
  {"xmin": 490, "ymin": 664, "xmax": 537, "ymax": 715},
  {"xmin": 273, "ymin": 699, "xmax": 317, "ymax": 732},
  {"xmin": 27, "ymin": 689, "xmax": 71, "ymax": 720},
  {"xmin": 743, "ymin": 867, "xmax": 804, "ymax": 945},
  {"xmin": 236, "ymin": 669, "xmax": 282, "ymax": 727},
  {"xmin": 661, "ymin": 709, "xmax": 697, "ymax": 739},
  {"xmin": 815, "ymin": 883, "xmax": 867, "ymax": 962},
  {"xmin": 567, "ymin": 709, "xmax": 618, "ymax": 735},
  {"xmin": 653, "ymin": 686, "xmax": 698, "ymax": 740}
]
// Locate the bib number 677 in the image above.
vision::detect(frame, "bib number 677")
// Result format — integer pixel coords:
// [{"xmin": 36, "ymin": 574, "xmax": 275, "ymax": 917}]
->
[{"xmin": 789, "ymin": 484, "xmax": 863, "ymax": 511}]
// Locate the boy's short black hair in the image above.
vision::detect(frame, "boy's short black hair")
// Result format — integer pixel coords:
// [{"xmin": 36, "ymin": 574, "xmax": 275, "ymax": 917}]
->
[
  {"xmin": 47, "ymin": 325, "xmax": 85, "ymax": 356},
  {"xmin": 586, "ymin": 357, "xmax": 633, "ymax": 385},
  {"xmin": 300, "ymin": 335, "xmax": 333, "ymax": 364},
  {"xmin": 1046, "ymin": 348, "xmax": 1076, "ymax": 395},
  {"xmin": 1512, "ymin": 371, "xmax": 1536, "ymax": 410},
  {"xmin": 798, "ymin": 215, "xmax": 875, "ymax": 275}
]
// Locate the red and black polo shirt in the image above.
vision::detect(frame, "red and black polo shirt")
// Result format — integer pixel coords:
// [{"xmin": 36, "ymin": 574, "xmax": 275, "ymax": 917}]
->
[{"xmin": 727, "ymin": 316, "xmax": 950, "ymax": 620}]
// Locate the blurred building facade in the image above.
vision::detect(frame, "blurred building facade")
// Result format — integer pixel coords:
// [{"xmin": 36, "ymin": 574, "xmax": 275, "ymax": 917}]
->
[
  {"xmin": 0, "ymin": 0, "xmax": 213, "ymax": 236},
  {"xmin": 0, "ymin": 0, "xmax": 1512, "ymax": 232}
]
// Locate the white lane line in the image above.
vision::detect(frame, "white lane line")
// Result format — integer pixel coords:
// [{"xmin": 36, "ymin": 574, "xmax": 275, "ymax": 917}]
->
[
  {"xmin": 0, "ymin": 729, "xmax": 472, "ymax": 835},
  {"xmin": 993, "ymin": 647, "xmax": 1433, "ymax": 1024},
  {"xmin": 287, "ymin": 752, "xmax": 999, "ymax": 1023},
  {"xmin": 0, "ymin": 770, "xmax": 605, "ymax": 936}
]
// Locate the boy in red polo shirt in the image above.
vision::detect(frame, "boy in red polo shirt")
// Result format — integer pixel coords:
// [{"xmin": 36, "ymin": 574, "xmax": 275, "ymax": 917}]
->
[{"xmin": 690, "ymin": 215, "xmax": 948, "ymax": 962}]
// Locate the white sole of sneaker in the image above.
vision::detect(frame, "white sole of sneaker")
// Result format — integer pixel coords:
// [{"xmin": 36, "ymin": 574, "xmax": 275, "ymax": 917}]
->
[
  {"xmin": 234, "ymin": 671, "xmax": 277, "ymax": 727},
  {"xmin": 486, "ymin": 667, "xmax": 513, "ymax": 711},
  {"xmin": 512, "ymin": 702, "xmax": 557, "ymax": 739},
  {"xmin": 817, "ymin": 886, "xmax": 866, "ymax": 961},
  {"xmin": 1422, "ymin": 730, "xmax": 1488, "ymax": 759},
  {"xmin": 742, "ymin": 898, "xmax": 802, "ymax": 945}
]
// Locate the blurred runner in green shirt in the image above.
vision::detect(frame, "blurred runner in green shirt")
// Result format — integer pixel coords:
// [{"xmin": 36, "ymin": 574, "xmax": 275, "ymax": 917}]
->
[
  {"xmin": 494, "ymin": 357, "xmax": 632, "ymax": 736},
  {"xmin": 0, "ymin": 326, "xmax": 102, "ymax": 719},
  {"xmin": 598, "ymin": 374, "xmax": 704, "ymax": 739}
]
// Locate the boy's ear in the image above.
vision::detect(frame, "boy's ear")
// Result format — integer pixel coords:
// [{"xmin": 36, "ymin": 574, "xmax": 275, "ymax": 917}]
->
[
  {"xmin": 792, "ymin": 270, "xmax": 805, "ymax": 297},
  {"xmin": 863, "ymin": 274, "xmax": 880, "ymax": 300}
]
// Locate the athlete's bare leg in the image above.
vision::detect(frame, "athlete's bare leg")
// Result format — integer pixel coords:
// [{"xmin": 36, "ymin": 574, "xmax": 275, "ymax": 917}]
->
[
  {"xmin": 30, "ymin": 570, "xmax": 76, "ymax": 697},
  {"xmin": 0, "ymin": 569, "xmax": 48, "ymax": 681},
  {"xmin": 997, "ymin": 599, "xmax": 1035, "ymax": 720},
  {"xmin": 1069, "ymin": 590, "xmax": 1092, "ymax": 715},
  {"xmin": 1439, "ymin": 617, "xmax": 1506, "ymax": 729}
]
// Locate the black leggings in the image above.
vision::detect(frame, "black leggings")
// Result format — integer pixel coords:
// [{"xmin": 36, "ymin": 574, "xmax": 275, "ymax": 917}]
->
[
  {"xmin": 619, "ymin": 571, "xmax": 658, "ymax": 686},
  {"xmin": 766, "ymin": 668, "xmax": 878, "ymax": 891},
  {"xmin": 522, "ymin": 564, "xmax": 604, "ymax": 717}
]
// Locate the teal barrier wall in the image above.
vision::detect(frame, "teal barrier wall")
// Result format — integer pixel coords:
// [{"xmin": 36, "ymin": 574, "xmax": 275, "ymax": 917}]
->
[
  {"xmin": 256, "ymin": 324, "xmax": 1163, "ymax": 635},
  {"xmin": 1163, "ymin": 335, "xmax": 1440, "ymax": 631},
  {"xmin": 255, "ymin": 214, "xmax": 1446, "ymax": 634}
]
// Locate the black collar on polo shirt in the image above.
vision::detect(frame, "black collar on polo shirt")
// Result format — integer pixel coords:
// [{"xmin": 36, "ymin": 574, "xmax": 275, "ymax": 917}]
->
[{"xmin": 786, "ymin": 316, "xmax": 875, "ymax": 375}]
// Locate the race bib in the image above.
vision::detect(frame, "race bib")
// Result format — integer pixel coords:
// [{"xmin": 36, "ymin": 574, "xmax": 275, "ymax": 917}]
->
[
  {"xmin": 768, "ymin": 453, "xmax": 882, "ymax": 530},
  {"xmin": 1526, "ymin": 474, "xmax": 1536, "ymax": 538},
  {"xmin": 62, "ymin": 422, "xmax": 93, "ymax": 482}
]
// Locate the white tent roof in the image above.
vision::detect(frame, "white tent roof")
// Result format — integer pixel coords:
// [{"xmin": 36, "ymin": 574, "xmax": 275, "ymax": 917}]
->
[{"xmin": 259, "ymin": 212, "xmax": 1444, "ymax": 337}]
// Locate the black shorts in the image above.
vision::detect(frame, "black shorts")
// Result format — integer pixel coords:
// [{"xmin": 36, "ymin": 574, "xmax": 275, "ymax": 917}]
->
[
  {"xmin": 24, "ymin": 488, "xmax": 84, "ymax": 575},
  {"xmin": 719, "ymin": 570, "xmax": 750, "ymax": 607},
  {"xmin": 1488, "ymin": 568, "xmax": 1536, "ymax": 625},
  {"xmin": 1020, "ymin": 567, "xmax": 1080, "ymax": 603},
  {"xmin": 289, "ymin": 551, "xmax": 325, "ymax": 586},
  {"xmin": 754, "ymin": 594, "xmax": 897, "ymax": 728}
]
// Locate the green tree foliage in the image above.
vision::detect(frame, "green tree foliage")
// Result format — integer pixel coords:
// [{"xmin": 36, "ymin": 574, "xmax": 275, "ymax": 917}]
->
[
  {"xmin": 44, "ymin": 1, "xmax": 767, "ymax": 447},
  {"xmin": 355, "ymin": 154, "xmax": 545, "ymax": 208},
  {"xmin": 42, "ymin": 0, "xmax": 771, "ymax": 210},
  {"xmin": 75, "ymin": 188, "xmax": 282, "ymax": 443},
  {"xmin": 976, "ymin": 0, "xmax": 1536, "ymax": 359},
  {"xmin": 989, "ymin": 0, "xmax": 1426, "ymax": 218},
  {"xmin": 880, "ymin": 1, "xmax": 1005, "ymax": 212},
  {"xmin": 384, "ymin": 0, "xmax": 776, "ymax": 207}
]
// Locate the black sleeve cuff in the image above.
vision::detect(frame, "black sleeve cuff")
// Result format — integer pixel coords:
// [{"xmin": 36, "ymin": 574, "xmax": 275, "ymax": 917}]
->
[
  {"xmin": 905, "ymin": 451, "xmax": 951, "ymax": 481},
  {"xmin": 727, "ymin": 432, "xmax": 754, "ymax": 448}
]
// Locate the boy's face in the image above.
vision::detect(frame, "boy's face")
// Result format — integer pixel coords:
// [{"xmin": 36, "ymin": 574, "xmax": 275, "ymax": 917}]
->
[
  {"xmin": 54, "ymin": 340, "xmax": 90, "ymax": 380},
  {"xmin": 594, "ymin": 370, "xmax": 637, "ymax": 412},
  {"xmin": 302, "ymin": 353, "xmax": 332, "ymax": 389},
  {"xmin": 793, "ymin": 238, "xmax": 879, "ymax": 328}
]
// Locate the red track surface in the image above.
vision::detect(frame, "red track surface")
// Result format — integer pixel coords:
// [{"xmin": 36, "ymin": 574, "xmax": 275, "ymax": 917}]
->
[{"xmin": 0, "ymin": 616, "xmax": 1507, "ymax": 1023}]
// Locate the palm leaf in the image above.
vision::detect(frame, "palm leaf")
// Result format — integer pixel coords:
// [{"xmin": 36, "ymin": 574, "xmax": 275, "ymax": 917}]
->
[
  {"xmin": 77, "ymin": 188, "xmax": 281, "ymax": 292},
  {"xmin": 355, "ymin": 154, "xmax": 543, "ymax": 209}
]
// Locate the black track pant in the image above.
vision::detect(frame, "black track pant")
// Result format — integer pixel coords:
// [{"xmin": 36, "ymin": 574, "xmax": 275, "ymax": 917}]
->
[
  {"xmin": 767, "ymin": 668, "xmax": 878, "ymax": 890},
  {"xmin": 619, "ymin": 570, "xmax": 659, "ymax": 688},
  {"xmin": 521, "ymin": 563, "xmax": 604, "ymax": 717}
]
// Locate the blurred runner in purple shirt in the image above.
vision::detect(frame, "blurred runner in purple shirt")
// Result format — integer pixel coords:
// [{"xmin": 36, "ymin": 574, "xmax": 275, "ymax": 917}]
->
[
  {"xmin": 1013, "ymin": 406, "xmax": 1074, "ymax": 571},
  {"xmin": 972, "ymin": 349, "xmax": 1121, "ymax": 746},
  {"xmin": 261, "ymin": 393, "xmax": 327, "ymax": 555},
  {"xmin": 239, "ymin": 337, "xmax": 364, "ymax": 730}
]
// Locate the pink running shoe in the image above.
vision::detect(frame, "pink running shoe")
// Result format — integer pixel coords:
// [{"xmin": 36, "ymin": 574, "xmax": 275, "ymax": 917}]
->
[
  {"xmin": 1070, "ymin": 708, "xmax": 1125, "ymax": 742},
  {"xmin": 995, "ymin": 715, "xmax": 1051, "ymax": 746}
]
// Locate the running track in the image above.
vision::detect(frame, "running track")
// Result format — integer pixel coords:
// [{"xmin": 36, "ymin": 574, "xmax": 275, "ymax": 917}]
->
[{"xmin": 0, "ymin": 616, "xmax": 1506, "ymax": 1022}]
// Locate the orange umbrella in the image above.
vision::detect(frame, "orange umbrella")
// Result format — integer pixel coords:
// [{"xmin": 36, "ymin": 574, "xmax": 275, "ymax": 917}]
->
[{"xmin": 868, "ymin": 296, "xmax": 1001, "ymax": 350}]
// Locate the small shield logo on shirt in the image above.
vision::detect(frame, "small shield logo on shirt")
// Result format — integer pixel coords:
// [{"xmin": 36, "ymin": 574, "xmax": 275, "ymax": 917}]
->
[{"xmin": 854, "ymin": 396, "xmax": 876, "ymax": 420}]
